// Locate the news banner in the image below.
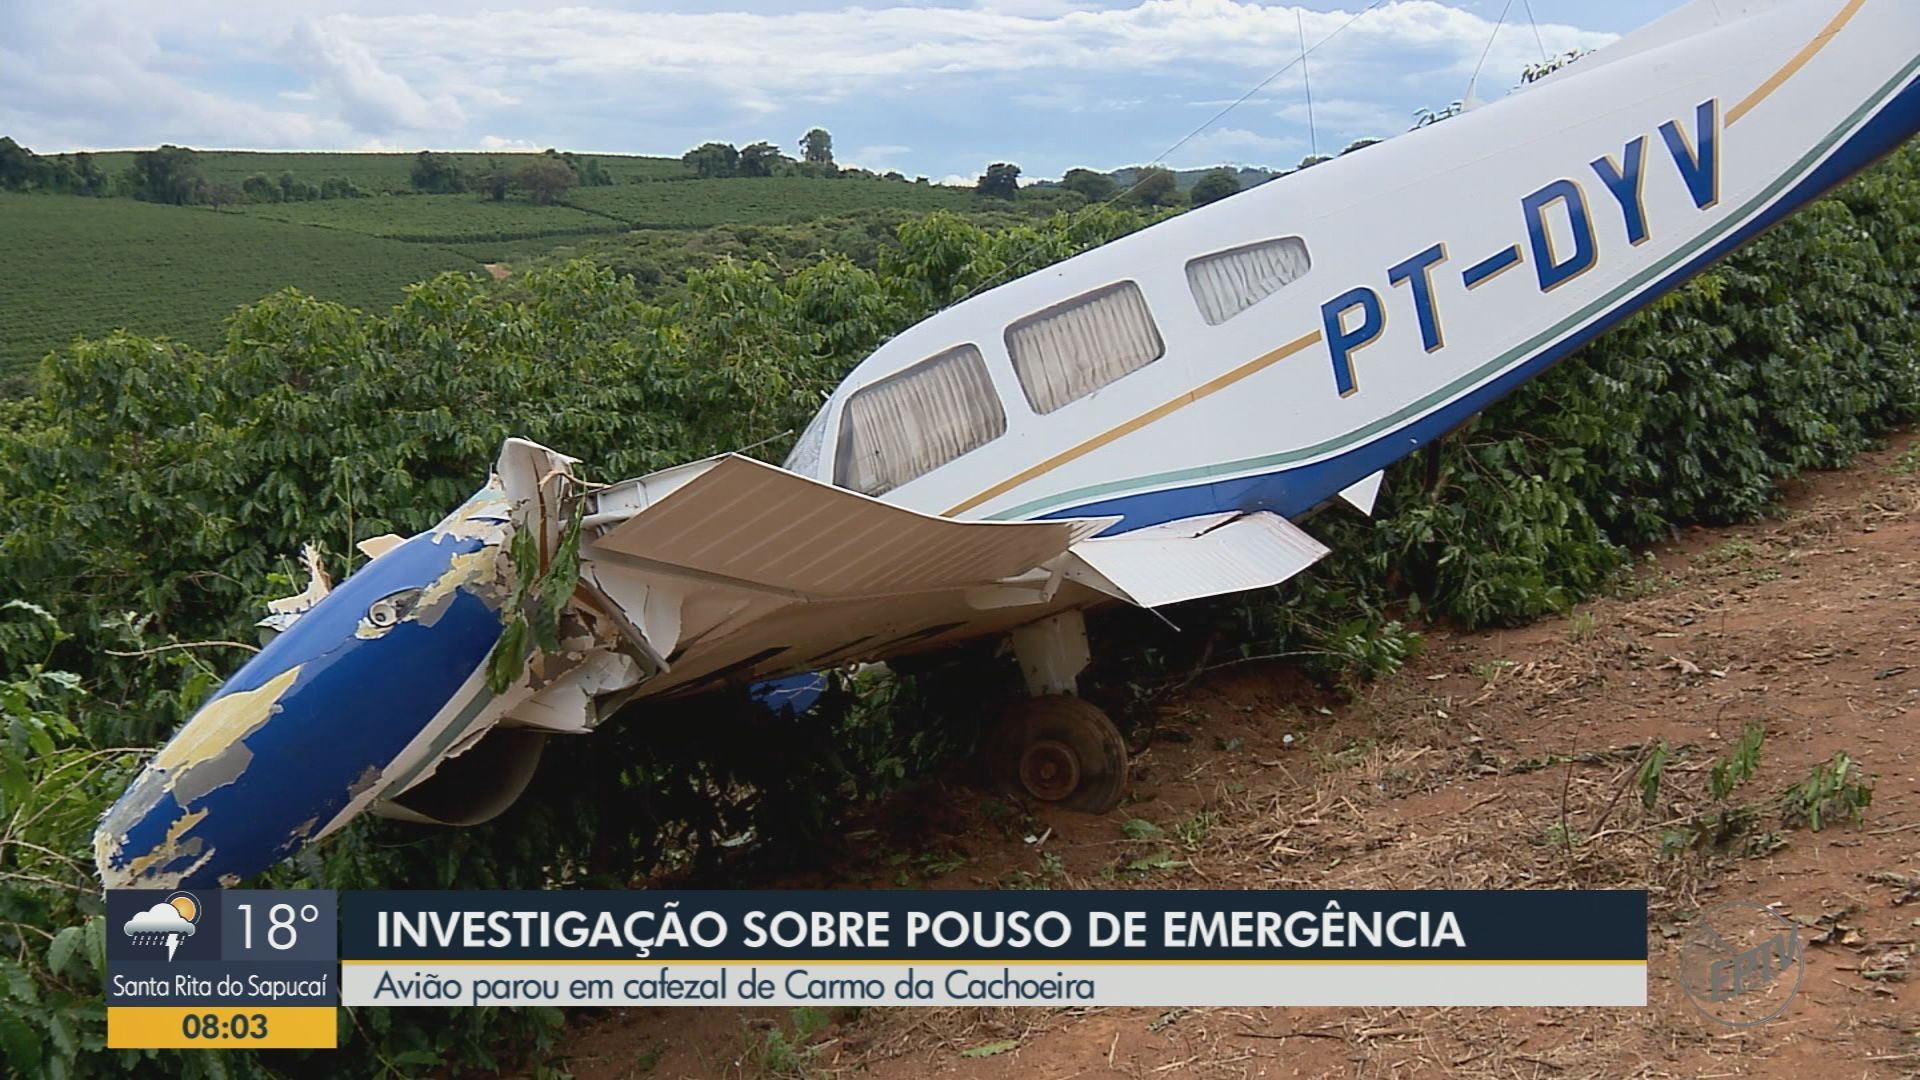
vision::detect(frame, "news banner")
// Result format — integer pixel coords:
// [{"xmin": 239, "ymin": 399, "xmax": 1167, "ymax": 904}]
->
[{"xmin": 105, "ymin": 888, "xmax": 1647, "ymax": 1048}]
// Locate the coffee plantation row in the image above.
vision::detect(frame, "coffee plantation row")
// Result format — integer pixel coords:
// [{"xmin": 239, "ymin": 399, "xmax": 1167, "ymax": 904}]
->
[
  {"xmin": 82, "ymin": 149, "xmax": 696, "ymax": 192},
  {"xmin": 0, "ymin": 195, "xmax": 475, "ymax": 387},
  {"xmin": 1, "ymin": 175, "xmax": 1072, "ymax": 384}
]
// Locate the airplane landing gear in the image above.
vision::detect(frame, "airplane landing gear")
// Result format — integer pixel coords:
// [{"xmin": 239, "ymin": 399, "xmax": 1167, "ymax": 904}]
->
[
  {"xmin": 985, "ymin": 694, "xmax": 1128, "ymax": 812},
  {"xmin": 985, "ymin": 611, "xmax": 1128, "ymax": 813}
]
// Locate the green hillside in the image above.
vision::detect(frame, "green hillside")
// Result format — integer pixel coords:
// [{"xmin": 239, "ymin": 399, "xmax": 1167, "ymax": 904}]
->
[
  {"xmin": 230, "ymin": 194, "xmax": 628, "ymax": 244},
  {"xmin": 85, "ymin": 149, "xmax": 694, "ymax": 192},
  {"xmin": 0, "ymin": 145, "xmax": 1083, "ymax": 388},
  {"xmin": 0, "ymin": 194, "xmax": 475, "ymax": 383},
  {"xmin": 1107, "ymin": 164, "xmax": 1284, "ymax": 191},
  {"xmin": 562, "ymin": 176, "xmax": 996, "ymax": 227},
  {"xmin": 224, "ymin": 176, "xmax": 1022, "ymax": 247}
]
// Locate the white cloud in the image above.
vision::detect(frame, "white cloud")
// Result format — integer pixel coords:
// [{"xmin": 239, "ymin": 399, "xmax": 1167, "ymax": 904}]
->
[
  {"xmin": 1168, "ymin": 126, "xmax": 1305, "ymax": 166},
  {"xmin": 285, "ymin": 19, "xmax": 463, "ymax": 134},
  {"xmin": 1273, "ymin": 97, "xmax": 1409, "ymax": 134},
  {"xmin": 313, "ymin": 1, "xmax": 1618, "ymax": 121},
  {"xmin": 0, "ymin": 5, "xmax": 341, "ymax": 149},
  {"xmin": 0, "ymin": 0, "xmax": 1634, "ymax": 178},
  {"xmin": 1012, "ymin": 85, "xmax": 1145, "ymax": 114},
  {"xmin": 478, "ymin": 134, "xmax": 540, "ymax": 151},
  {"xmin": 967, "ymin": 0, "xmax": 1109, "ymax": 15},
  {"xmin": 846, "ymin": 143, "xmax": 912, "ymax": 170}
]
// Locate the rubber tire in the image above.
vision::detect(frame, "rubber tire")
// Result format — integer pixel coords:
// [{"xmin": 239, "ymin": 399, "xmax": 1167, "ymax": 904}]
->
[{"xmin": 984, "ymin": 695, "xmax": 1129, "ymax": 813}]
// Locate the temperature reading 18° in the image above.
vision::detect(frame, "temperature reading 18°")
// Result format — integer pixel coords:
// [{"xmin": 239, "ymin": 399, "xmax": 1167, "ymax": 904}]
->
[{"xmin": 237, "ymin": 902, "xmax": 320, "ymax": 951}]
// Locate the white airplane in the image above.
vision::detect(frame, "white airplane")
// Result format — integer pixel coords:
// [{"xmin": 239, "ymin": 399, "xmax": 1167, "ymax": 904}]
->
[{"xmin": 97, "ymin": 0, "xmax": 1920, "ymax": 889}]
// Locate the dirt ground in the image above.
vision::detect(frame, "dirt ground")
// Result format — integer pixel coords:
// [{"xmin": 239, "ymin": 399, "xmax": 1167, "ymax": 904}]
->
[{"xmin": 561, "ymin": 435, "xmax": 1920, "ymax": 1079}]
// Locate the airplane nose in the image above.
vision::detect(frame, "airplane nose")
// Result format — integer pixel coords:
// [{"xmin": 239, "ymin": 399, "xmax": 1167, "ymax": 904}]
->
[{"xmin": 94, "ymin": 522, "xmax": 514, "ymax": 890}]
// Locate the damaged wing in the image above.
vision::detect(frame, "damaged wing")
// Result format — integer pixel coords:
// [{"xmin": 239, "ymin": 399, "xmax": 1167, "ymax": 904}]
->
[
  {"xmin": 1065, "ymin": 511, "xmax": 1331, "ymax": 609},
  {"xmin": 574, "ymin": 454, "xmax": 1116, "ymax": 695},
  {"xmin": 587, "ymin": 454, "xmax": 1109, "ymax": 598}
]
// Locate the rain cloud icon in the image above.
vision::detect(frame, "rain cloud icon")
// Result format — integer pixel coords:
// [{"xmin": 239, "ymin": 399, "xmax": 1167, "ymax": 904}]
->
[{"xmin": 124, "ymin": 895, "xmax": 199, "ymax": 961}]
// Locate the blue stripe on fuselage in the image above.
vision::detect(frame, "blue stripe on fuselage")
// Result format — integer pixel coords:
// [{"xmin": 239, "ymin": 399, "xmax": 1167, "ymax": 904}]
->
[{"xmin": 1040, "ymin": 74, "xmax": 1920, "ymax": 534}]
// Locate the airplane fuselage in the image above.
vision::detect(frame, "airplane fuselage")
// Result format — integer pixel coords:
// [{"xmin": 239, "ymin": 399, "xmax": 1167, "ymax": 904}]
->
[{"xmin": 787, "ymin": 0, "xmax": 1920, "ymax": 536}]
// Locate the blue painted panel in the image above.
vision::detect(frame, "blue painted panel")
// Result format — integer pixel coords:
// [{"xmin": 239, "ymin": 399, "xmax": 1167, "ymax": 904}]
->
[{"xmin": 103, "ymin": 523, "xmax": 508, "ymax": 886}]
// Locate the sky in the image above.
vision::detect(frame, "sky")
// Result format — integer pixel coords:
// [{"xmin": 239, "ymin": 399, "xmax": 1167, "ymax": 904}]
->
[{"xmin": 0, "ymin": 1, "xmax": 1691, "ymax": 183}]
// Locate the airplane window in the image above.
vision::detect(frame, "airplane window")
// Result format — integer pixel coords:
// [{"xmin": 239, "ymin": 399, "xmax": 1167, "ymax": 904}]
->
[
  {"xmin": 1004, "ymin": 281, "xmax": 1165, "ymax": 415},
  {"xmin": 834, "ymin": 344, "xmax": 1006, "ymax": 495},
  {"xmin": 1186, "ymin": 237, "xmax": 1312, "ymax": 325}
]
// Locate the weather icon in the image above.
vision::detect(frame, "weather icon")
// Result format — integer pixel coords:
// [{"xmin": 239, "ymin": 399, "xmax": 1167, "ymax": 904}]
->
[{"xmin": 123, "ymin": 891, "xmax": 200, "ymax": 961}]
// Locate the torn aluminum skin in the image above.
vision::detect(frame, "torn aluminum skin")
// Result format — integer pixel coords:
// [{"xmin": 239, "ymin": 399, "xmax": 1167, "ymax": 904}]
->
[{"xmin": 92, "ymin": 441, "xmax": 645, "ymax": 889}]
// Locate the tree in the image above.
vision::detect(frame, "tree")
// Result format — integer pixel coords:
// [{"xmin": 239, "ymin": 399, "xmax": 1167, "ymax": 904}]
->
[
  {"xmin": 72, "ymin": 152, "xmax": 107, "ymax": 196},
  {"xmin": 1060, "ymin": 167, "xmax": 1117, "ymax": 203},
  {"xmin": 682, "ymin": 142, "xmax": 739, "ymax": 178},
  {"xmin": 975, "ymin": 162, "xmax": 1021, "ymax": 200},
  {"xmin": 799, "ymin": 128, "xmax": 834, "ymax": 166},
  {"xmin": 241, "ymin": 173, "xmax": 281, "ymax": 203},
  {"xmin": 34, "ymin": 156, "xmax": 75, "ymax": 193},
  {"xmin": 544, "ymin": 149, "xmax": 611, "ymax": 186},
  {"xmin": 1341, "ymin": 138, "xmax": 1381, "ymax": 156},
  {"xmin": 1129, "ymin": 165, "xmax": 1177, "ymax": 207},
  {"xmin": 278, "ymin": 171, "xmax": 321, "ymax": 202},
  {"xmin": 561, "ymin": 152, "xmax": 612, "ymax": 186},
  {"xmin": 478, "ymin": 159, "xmax": 513, "ymax": 201},
  {"xmin": 125, "ymin": 145, "xmax": 203, "ymax": 204},
  {"xmin": 1189, "ymin": 168, "xmax": 1241, "ymax": 208},
  {"xmin": 410, "ymin": 151, "xmax": 467, "ymax": 194},
  {"xmin": 0, "ymin": 137, "xmax": 34, "ymax": 190},
  {"xmin": 198, "ymin": 180, "xmax": 240, "ymax": 206},
  {"xmin": 1296, "ymin": 154, "xmax": 1332, "ymax": 170},
  {"xmin": 516, "ymin": 158, "xmax": 576, "ymax": 205},
  {"xmin": 738, "ymin": 141, "xmax": 787, "ymax": 178}
]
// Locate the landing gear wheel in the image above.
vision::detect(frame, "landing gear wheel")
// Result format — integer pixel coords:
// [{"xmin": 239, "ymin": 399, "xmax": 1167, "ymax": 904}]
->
[{"xmin": 985, "ymin": 695, "xmax": 1128, "ymax": 813}]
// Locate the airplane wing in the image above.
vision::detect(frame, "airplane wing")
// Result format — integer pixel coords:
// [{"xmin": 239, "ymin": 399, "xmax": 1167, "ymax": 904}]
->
[
  {"xmin": 587, "ymin": 454, "xmax": 1111, "ymax": 599},
  {"xmin": 570, "ymin": 455, "xmax": 1122, "ymax": 696},
  {"xmin": 1065, "ymin": 511, "xmax": 1330, "ymax": 610},
  {"xmin": 570, "ymin": 454, "xmax": 1330, "ymax": 701}
]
